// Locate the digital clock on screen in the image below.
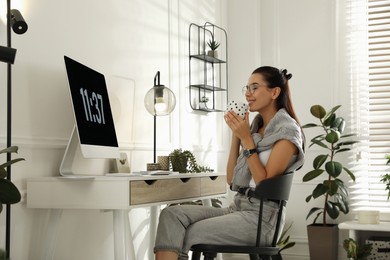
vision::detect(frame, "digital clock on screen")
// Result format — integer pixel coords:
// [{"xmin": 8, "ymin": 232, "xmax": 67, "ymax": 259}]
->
[{"xmin": 64, "ymin": 56, "xmax": 118, "ymax": 148}]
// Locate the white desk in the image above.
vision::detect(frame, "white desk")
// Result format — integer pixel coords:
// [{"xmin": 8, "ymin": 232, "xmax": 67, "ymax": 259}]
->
[{"xmin": 27, "ymin": 172, "xmax": 227, "ymax": 260}]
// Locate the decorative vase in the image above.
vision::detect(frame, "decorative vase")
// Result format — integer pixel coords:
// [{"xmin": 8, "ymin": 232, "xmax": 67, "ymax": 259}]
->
[{"xmin": 157, "ymin": 156, "xmax": 170, "ymax": 171}]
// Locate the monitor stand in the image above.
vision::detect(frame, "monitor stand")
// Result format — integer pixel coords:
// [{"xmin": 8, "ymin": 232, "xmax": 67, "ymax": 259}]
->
[{"xmin": 60, "ymin": 126, "xmax": 112, "ymax": 178}]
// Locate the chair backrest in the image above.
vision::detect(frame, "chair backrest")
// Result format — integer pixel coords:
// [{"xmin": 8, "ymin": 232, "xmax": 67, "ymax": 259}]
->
[
  {"xmin": 254, "ymin": 172, "xmax": 294, "ymax": 247},
  {"xmin": 254, "ymin": 172, "xmax": 294, "ymax": 201}
]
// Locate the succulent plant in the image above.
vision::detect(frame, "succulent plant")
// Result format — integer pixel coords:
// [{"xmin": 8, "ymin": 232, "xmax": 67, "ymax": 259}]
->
[{"xmin": 207, "ymin": 39, "xmax": 220, "ymax": 51}]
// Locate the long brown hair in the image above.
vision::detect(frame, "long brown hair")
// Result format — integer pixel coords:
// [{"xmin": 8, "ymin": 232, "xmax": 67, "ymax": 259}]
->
[{"xmin": 252, "ymin": 66, "xmax": 305, "ymax": 150}]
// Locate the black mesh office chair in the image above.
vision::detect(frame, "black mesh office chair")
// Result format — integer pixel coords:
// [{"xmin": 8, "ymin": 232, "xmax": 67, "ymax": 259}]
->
[{"xmin": 190, "ymin": 172, "xmax": 294, "ymax": 260}]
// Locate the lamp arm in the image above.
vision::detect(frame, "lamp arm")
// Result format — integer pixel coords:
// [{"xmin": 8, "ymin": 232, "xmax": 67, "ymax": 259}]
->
[{"xmin": 154, "ymin": 71, "xmax": 160, "ymax": 86}]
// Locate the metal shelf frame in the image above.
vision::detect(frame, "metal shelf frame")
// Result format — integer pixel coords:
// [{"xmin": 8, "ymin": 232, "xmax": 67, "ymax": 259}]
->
[{"xmin": 188, "ymin": 22, "xmax": 228, "ymax": 112}]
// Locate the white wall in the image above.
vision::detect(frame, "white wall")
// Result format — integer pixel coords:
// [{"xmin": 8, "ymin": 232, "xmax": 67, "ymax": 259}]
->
[
  {"xmin": 0, "ymin": 0, "xmax": 230, "ymax": 259},
  {"xmin": 0, "ymin": 0, "xmax": 355, "ymax": 259}
]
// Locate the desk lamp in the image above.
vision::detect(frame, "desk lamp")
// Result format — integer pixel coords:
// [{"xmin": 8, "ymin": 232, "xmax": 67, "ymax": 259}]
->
[{"xmin": 144, "ymin": 71, "xmax": 176, "ymax": 163}]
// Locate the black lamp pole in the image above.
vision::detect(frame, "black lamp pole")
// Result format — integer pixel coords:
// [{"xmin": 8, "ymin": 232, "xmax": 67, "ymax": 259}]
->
[
  {"xmin": 6, "ymin": 0, "xmax": 12, "ymax": 258},
  {"xmin": 152, "ymin": 72, "xmax": 161, "ymax": 164}
]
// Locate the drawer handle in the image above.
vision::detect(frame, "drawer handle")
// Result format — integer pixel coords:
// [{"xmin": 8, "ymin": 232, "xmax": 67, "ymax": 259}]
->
[
  {"xmin": 144, "ymin": 180, "xmax": 157, "ymax": 185},
  {"xmin": 180, "ymin": 178, "xmax": 190, "ymax": 183},
  {"xmin": 209, "ymin": 176, "xmax": 218, "ymax": 180}
]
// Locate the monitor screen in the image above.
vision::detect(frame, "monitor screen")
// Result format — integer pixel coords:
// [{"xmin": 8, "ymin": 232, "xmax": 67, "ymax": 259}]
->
[{"xmin": 64, "ymin": 56, "xmax": 119, "ymax": 159}]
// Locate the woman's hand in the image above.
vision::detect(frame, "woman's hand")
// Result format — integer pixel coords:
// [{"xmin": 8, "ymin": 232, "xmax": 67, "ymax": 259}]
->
[{"xmin": 224, "ymin": 111, "xmax": 251, "ymax": 141}]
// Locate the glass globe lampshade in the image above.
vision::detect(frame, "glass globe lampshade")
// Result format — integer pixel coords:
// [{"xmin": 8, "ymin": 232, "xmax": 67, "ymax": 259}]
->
[{"xmin": 144, "ymin": 85, "xmax": 176, "ymax": 116}]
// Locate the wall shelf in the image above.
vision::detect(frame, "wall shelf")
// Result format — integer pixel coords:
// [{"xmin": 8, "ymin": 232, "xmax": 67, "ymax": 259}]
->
[
  {"xmin": 190, "ymin": 54, "xmax": 226, "ymax": 64},
  {"xmin": 189, "ymin": 22, "xmax": 228, "ymax": 112},
  {"xmin": 190, "ymin": 84, "xmax": 227, "ymax": 92}
]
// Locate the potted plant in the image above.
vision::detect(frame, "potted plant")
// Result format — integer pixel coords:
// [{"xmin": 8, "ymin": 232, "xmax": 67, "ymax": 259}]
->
[
  {"xmin": 380, "ymin": 154, "xmax": 390, "ymax": 199},
  {"xmin": 0, "ymin": 146, "xmax": 24, "ymax": 212},
  {"xmin": 302, "ymin": 104, "xmax": 358, "ymax": 260},
  {"xmin": 199, "ymin": 96, "xmax": 209, "ymax": 110},
  {"xmin": 169, "ymin": 149, "xmax": 213, "ymax": 173},
  {"xmin": 0, "ymin": 146, "xmax": 24, "ymax": 259},
  {"xmin": 207, "ymin": 39, "xmax": 220, "ymax": 58},
  {"xmin": 343, "ymin": 238, "xmax": 372, "ymax": 260},
  {"xmin": 272, "ymin": 221, "xmax": 296, "ymax": 260}
]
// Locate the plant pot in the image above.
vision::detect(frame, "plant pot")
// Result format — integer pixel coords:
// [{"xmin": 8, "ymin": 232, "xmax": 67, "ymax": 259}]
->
[
  {"xmin": 271, "ymin": 253, "xmax": 283, "ymax": 260},
  {"xmin": 170, "ymin": 156, "xmax": 188, "ymax": 173},
  {"xmin": 207, "ymin": 50, "xmax": 218, "ymax": 58},
  {"xmin": 307, "ymin": 224, "xmax": 338, "ymax": 260}
]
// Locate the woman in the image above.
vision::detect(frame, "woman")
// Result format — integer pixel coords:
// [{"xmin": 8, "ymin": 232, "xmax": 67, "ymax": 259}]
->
[{"xmin": 154, "ymin": 66, "xmax": 305, "ymax": 260}]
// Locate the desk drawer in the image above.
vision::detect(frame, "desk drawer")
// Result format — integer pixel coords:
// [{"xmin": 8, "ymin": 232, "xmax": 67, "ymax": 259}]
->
[
  {"xmin": 130, "ymin": 178, "xmax": 201, "ymax": 205},
  {"xmin": 201, "ymin": 175, "xmax": 227, "ymax": 196}
]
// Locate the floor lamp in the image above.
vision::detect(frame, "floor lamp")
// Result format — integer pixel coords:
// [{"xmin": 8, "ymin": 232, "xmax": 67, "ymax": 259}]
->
[
  {"xmin": 4, "ymin": 2, "xmax": 28, "ymax": 258},
  {"xmin": 144, "ymin": 71, "xmax": 176, "ymax": 163}
]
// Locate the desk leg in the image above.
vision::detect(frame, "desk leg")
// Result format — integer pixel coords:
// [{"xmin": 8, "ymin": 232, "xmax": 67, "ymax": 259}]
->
[
  {"xmin": 149, "ymin": 205, "xmax": 160, "ymax": 260},
  {"xmin": 113, "ymin": 210, "xmax": 135, "ymax": 260},
  {"xmin": 42, "ymin": 209, "xmax": 63, "ymax": 260}
]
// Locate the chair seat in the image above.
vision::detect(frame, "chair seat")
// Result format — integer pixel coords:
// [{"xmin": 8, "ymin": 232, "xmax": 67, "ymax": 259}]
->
[{"xmin": 191, "ymin": 244, "xmax": 279, "ymax": 255}]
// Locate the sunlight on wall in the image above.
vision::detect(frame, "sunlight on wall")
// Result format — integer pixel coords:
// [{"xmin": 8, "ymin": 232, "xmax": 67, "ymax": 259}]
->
[{"xmin": 0, "ymin": 0, "xmax": 25, "ymax": 24}]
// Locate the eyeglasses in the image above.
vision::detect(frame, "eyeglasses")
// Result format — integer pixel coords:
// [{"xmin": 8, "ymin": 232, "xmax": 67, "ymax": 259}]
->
[{"xmin": 242, "ymin": 84, "xmax": 268, "ymax": 95}]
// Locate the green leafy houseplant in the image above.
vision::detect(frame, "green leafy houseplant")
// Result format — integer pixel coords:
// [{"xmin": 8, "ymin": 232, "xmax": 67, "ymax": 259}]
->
[
  {"xmin": 169, "ymin": 149, "xmax": 213, "ymax": 173},
  {"xmin": 207, "ymin": 39, "xmax": 220, "ymax": 51},
  {"xmin": 302, "ymin": 105, "xmax": 358, "ymax": 224},
  {"xmin": 380, "ymin": 154, "xmax": 390, "ymax": 199},
  {"xmin": 343, "ymin": 238, "xmax": 372, "ymax": 260},
  {"xmin": 0, "ymin": 146, "xmax": 24, "ymax": 213},
  {"xmin": 273, "ymin": 221, "xmax": 295, "ymax": 260}
]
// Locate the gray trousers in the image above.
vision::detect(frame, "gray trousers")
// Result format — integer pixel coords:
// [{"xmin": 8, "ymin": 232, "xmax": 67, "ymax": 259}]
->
[{"xmin": 154, "ymin": 193, "xmax": 283, "ymax": 260}]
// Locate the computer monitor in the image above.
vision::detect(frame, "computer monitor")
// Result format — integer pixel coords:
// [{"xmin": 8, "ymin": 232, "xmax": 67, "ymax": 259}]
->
[
  {"xmin": 60, "ymin": 56, "xmax": 120, "ymax": 176},
  {"xmin": 63, "ymin": 55, "xmax": 120, "ymax": 161}
]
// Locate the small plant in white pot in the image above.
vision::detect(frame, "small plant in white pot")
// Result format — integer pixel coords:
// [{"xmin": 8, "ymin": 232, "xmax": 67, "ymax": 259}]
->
[
  {"xmin": 207, "ymin": 39, "xmax": 220, "ymax": 58},
  {"xmin": 199, "ymin": 96, "xmax": 209, "ymax": 109}
]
